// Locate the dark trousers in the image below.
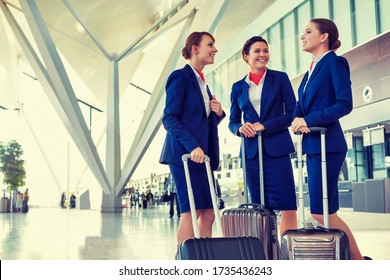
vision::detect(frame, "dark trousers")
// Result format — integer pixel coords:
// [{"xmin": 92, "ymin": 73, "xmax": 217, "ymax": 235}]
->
[
  {"xmin": 169, "ymin": 193, "xmax": 180, "ymax": 218},
  {"xmin": 22, "ymin": 201, "xmax": 28, "ymax": 213}
]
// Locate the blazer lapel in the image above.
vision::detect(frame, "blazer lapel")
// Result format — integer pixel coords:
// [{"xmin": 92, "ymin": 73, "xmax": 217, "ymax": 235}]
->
[
  {"xmin": 300, "ymin": 72, "xmax": 309, "ymax": 96},
  {"xmin": 185, "ymin": 65, "xmax": 207, "ymax": 116},
  {"xmin": 306, "ymin": 60, "xmax": 323, "ymax": 88},
  {"xmin": 206, "ymin": 85, "xmax": 213, "ymax": 100},
  {"xmin": 239, "ymin": 80, "xmax": 259, "ymax": 118},
  {"xmin": 304, "ymin": 51, "xmax": 335, "ymax": 91},
  {"xmin": 260, "ymin": 70, "xmax": 273, "ymax": 120}
]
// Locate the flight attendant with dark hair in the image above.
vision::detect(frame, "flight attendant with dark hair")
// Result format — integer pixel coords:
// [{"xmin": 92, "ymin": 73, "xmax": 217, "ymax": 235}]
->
[
  {"xmin": 229, "ymin": 36, "xmax": 298, "ymax": 237},
  {"xmin": 291, "ymin": 18, "xmax": 370, "ymax": 260},
  {"xmin": 160, "ymin": 31, "xmax": 225, "ymax": 246}
]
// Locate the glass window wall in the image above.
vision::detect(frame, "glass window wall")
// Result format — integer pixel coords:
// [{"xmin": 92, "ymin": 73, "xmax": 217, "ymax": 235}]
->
[
  {"xmin": 379, "ymin": 0, "xmax": 390, "ymax": 33},
  {"xmin": 347, "ymin": 137, "xmax": 368, "ymax": 182},
  {"xmin": 313, "ymin": 0, "xmax": 330, "ymax": 18},
  {"xmin": 333, "ymin": 0, "xmax": 353, "ymax": 52},
  {"xmin": 354, "ymin": 0, "xmax": 377, "ymax": 45},
  {"xmin": 268, "ymin": 23, "xmax": 282, "ymax": 71},
  {"xmin": 372, "ymin": 143, "xmax": 386, "ymax": 178},
  {"xmin": 281, "ymin": 13, "xmax": 297, "ymax": 77},
  {"xmin": 297, "ymin": 1, "xmax": 312, "ymax": 74}
]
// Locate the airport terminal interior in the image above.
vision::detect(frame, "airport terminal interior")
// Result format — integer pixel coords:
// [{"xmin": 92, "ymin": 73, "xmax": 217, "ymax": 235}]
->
[
  {"xmin": 1, "ymin": 0, "xmax": 390, "ymax": 260},
  {"xmin": 1, "ymin": 204, "xmax": 390, "ymax": 260}
]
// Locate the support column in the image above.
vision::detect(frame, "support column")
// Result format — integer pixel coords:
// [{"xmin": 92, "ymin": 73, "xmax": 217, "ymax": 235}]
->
[{"xmin": 101, "ymin": 54, "xmax": 122, "ymax": 212}]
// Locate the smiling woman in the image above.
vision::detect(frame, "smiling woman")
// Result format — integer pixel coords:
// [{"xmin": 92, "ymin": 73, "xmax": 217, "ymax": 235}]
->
[
  {"xmin": 291, "ymin": 18, "xmax": 369, "ymax": 260},
  {"xmin": 160, "ymin": 31, "xmax": 226, "ymax": 246},
  {"xmin": 228, "ymin": 35, "xmax": 298, "ymax": 238}
]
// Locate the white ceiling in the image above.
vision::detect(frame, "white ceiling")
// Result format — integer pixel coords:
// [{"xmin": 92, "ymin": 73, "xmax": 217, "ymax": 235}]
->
[
  {"xmin": 1, "ymin": 0, "xmax": 275, "ymax": 109},
  {"xmin": 0, "ymin": 0, "xmax": 277, "ymax": 193}
]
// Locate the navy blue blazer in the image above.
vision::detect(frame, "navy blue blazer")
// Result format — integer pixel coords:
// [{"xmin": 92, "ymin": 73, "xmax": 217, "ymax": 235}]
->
[
  {"xmin": 159, "ymin": 64, "xmax": 225, "ymax": 171},
  {"xmin": 229, "ymin": 69, "xmax": 296, "ymax": 159},
  {"xmin": 293, "ymin": 51, "xmax": 353, "ymax": 155}
]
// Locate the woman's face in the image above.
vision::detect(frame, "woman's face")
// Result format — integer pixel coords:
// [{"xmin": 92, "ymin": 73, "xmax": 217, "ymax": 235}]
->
[
  {"xmin": 193, "ymin": 35, "xmax": 218, "ymax": 65},
  {"xmin": 300, "ymin": 21, "xmax": 328, "ymax": 54},
  {"xmin": 244, "ymin": 41, "xmax": 269, "ymax": 73}
]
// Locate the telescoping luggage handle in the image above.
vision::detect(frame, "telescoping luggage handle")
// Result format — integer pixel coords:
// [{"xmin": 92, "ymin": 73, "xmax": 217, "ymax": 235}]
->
[
  {"xmin": 241, "ymin": 131, "xmax": 280, "ymax": 260},
  {"xmin": 295, "ymin": 127, "xmax": 329, "ymax": 228},
  {"xmin": 181, "ymin": 154, "xmax": 223, "ymax": 238},
  {"xmin": 241, "ymin": 131, "xmax": 265, "ymax": 206}
]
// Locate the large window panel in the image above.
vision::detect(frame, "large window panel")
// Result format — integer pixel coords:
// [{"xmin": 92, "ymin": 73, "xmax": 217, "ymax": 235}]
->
[
  {"xmin": 268, "ymin": 23, "xmax": 282, "ymax": 71},
  {"xmin": 372, "ymin": 143, "xmax": 387, "ymax": 178},
  {"xmin": 379, "ymin": 0, "xmax": 390, "ymax": 33},
  {"xmin": 354, "ymin": 0, "xmax": 377, "ymax": 45},
  {"xmin": 297, "ymin": 1, "xmax": 312, "ymax": 74},
  {"xmin": 224, "ymin": 55, "xmax": 238, "ymax": 106},
  {"xmin": 333, "ymin": 0, "xmax": 353, "ymax": 52},
  {"xmin": 218, "ymin": 62, "xmax": 229, "ymax": 107},
  {"xmin": 236, "ymin": 52, "xmax": 247, "ymax": 79},
  {"xmin": 209, "ymin": 69, "xmax": 222, "ymax": 101},
  {"xmin": 281, "ymin": 13, "xmax": 297, "ymax": 77},
  {"xmin": 313, "ymin": 0, "xmax": 330, "ymax": 18},
  {"xmin": 354, "ymin": 137, "xmax": 368, "ymax": 181}
]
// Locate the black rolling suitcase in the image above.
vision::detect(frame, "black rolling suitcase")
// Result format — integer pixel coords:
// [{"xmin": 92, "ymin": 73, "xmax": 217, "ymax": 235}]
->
[
  {"xmin": 221, "ymin": 132, "xmax": 280, "ymax": 260},
  {"xmin": 177, "ymin": 154, "xmax": 266, "ymax": 260},
  {"xmin": 280, "ymin": 127, "xmax": 351, "ymax": 260}
]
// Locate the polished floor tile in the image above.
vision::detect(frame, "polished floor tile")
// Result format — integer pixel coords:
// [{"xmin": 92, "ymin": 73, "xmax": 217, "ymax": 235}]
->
[{"xmin": 1, "ymin": 205, "xmax": 389, "ymax": 260}]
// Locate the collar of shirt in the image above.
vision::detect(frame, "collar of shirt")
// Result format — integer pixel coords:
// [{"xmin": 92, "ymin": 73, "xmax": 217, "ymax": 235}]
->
[
  {"xmin": 188, "ymin": 64, "xmax": 211, "ymax": 117},
  {"xmin": 311, "ymin": 50, "xmax": 332, "ymax": 72},
  {"xmin": 249, "ymin": 69, "xmax": 266, "ymax": 85},
  {"xmin": 245, "ymin": 69, "xmax": 267, "ymax": 87},
  {"xmin": 189, "ymin": 64, "xmax": 208, "ymax": 84}
]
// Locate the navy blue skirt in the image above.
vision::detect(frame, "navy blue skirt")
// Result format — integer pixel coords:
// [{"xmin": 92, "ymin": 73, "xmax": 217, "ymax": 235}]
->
[
  {"xmin": 245, "ymin": 150, "xmax": 297, "ymax": 211},
  {"xmin": 306, "ymin": 152, "xmax": 345, "ymax": 215},
  {"xmin": 169, "ymin": 164, "xmax": 213, "ymax": 213}
]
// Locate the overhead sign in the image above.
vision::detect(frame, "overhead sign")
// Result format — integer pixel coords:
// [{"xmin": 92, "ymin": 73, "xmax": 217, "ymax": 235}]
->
[{"xmin": 362, "ymin": 125, "xmax": 385, "ymax": 147}]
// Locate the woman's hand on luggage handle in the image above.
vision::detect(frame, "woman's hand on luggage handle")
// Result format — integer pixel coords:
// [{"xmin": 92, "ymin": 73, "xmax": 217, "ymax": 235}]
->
[
  {"xmin": 291, "ymin": 117, "xmax": 310, "ymax": 133},
  {"xmin": 190, "ymin": 147, "xmax": 205, "ymax": 163},
  {"xmin": 239, "ymin": 122, "xmax": 256, "ymax": 138}
]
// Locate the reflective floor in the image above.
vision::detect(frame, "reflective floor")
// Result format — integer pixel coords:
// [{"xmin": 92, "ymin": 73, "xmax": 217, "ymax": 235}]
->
[{"xmin": 1, "ymin": 205, "xmax": 390, "ymax": 260}]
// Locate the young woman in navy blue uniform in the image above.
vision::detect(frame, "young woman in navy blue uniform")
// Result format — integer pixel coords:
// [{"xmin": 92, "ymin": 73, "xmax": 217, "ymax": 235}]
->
[
  {"xmin": 291, "ymin": 18, "xmax": 369, "ymax": 260},
  {"xmin": 229, "ymin": 36, "xmax": 298, "ymax": 237},
  {"xmin": 160, "ymin": 32, "xmax": 225, "ymax": 245}
]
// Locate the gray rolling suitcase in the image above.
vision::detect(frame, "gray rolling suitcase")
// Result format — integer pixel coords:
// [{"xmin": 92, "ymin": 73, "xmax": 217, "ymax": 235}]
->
[
  {"xmin": 280, "ymin": 127, "xmax": 351, "ymax": 260},
  {"xmin": 176, "ymin": 154, "xmax": 266, "ymax": 260},
  {"xmin": 221, "ymin": 132, "xmax": 280, "ymax": 260}
]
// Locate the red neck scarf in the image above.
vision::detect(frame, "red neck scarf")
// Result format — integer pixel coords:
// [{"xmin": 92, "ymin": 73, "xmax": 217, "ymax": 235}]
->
[
  {"xmin": 249, "ymin": 69, "xmax": 266, "ymax": 85},
  {"xmin": 194, "ymin": 67, "xmax": 205, "ymax": 82},
  {"xmin": 309, "ymin": 60, "xmax": 314, "ymax": 72}
]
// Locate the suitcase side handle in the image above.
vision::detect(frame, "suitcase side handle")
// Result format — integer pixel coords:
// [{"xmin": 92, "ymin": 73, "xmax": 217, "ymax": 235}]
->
[{"xmin": 182, "ymin": 154, "xmax": 223, "ymax": 238}]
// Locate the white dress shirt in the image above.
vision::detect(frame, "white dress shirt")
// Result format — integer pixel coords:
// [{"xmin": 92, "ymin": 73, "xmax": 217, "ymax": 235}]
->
[
  {"xmin": 189, "ymin": 64, "xmax": 210, "ymax": 117},
  {"xmin": 245, "ymin": 70, "xmax": 267, "ymax": 117}
]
